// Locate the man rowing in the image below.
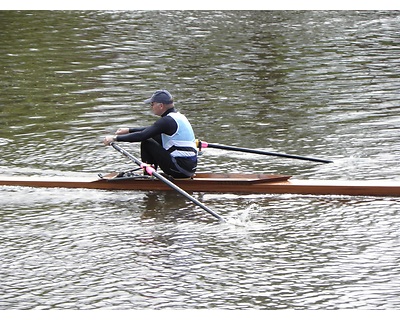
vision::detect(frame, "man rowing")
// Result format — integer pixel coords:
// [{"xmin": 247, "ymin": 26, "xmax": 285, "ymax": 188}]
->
[{"xmin": 103, "ymin": 89, "xmax": 198, "ymax": 178}]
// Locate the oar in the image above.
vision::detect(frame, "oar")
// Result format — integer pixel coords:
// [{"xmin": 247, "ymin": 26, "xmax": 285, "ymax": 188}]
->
[
  {"xmin": 196, "ymin": 140, "xmax": 333, "ymax": 164},
  {"xmin": 110, "ymin": 142, "xmax": 226, "ymax": 223}
]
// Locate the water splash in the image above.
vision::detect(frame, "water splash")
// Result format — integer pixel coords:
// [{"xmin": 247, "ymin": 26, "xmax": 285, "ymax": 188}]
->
[{"xmin": 225, "ymin": 203, "xmax": 259, "ymax": 226}]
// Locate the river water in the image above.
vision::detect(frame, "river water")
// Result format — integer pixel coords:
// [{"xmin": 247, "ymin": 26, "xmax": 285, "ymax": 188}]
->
[{"xmin": 1, "ymin": 10, "xmax": 400, "ymax": 310}]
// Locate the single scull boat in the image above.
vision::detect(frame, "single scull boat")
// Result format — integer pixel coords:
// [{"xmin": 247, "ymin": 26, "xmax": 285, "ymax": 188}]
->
[{"xmin": 1, "ymin": 172, "xmax": 400, "ymax": 197}]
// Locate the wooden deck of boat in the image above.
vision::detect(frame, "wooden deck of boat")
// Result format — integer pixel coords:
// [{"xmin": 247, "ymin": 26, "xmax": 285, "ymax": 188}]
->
[
  {"xmin": 1, "ymin": 173, "xmax": 400, "ymax": 197},
  {"xmin": 0, "ymin": 173, "xmax": 290, "ymax": 191}
]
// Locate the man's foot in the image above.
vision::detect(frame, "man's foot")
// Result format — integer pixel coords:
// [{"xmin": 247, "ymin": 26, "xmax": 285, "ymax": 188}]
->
[{"xmin": 116, "ymin": 168, "xmax": 142, "ymax": 178}]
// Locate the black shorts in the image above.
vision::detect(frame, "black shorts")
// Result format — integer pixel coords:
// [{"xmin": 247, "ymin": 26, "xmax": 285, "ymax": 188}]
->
[{"xmin": 140, "ymin": 139, "xmax": 197, "ymax": 178}]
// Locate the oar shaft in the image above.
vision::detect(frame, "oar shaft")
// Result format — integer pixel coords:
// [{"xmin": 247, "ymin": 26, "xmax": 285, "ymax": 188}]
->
[
  {"xmin": 199, "ymin": 141, "xmax": 333, "ymax": 164},
  {"xmin": 110, "ymin": 143, "xmax": 226, "ymax": 222}
]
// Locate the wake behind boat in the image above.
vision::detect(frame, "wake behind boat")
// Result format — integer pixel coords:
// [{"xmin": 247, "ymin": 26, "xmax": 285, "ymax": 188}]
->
[{"xmin": 1, "ymin": 171, "xmax": 400, "ymax": 197}]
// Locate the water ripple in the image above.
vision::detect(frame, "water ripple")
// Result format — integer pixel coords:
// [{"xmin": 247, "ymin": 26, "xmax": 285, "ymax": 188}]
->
[{"xmin": 1, "ymin": 11, "xmax": 400, "ymax": 310}]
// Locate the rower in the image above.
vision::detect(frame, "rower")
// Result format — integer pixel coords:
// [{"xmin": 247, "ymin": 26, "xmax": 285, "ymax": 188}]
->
[{"xmin": 103, "ymin": 89, "xmax": 198, "ymax": 179}]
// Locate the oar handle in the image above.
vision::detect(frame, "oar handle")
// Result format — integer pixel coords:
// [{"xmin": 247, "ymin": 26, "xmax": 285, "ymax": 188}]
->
[
  {"xmin": 196, "ymin": 140, "xmax": 333, "ymax": 164},
  {"xmin": 110, "ymin": 142, "xmax": 226, "ymax": 223}
]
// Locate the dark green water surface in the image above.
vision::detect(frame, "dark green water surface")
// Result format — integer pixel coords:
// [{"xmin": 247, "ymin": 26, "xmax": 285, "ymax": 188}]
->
[{"xmin": 1, "ymin": 11, "xmax": 400, "ymax": 309}]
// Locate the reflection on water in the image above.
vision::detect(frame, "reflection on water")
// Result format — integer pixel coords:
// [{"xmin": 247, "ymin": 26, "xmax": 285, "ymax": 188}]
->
[
  {"xmin": 2, "ymin": 188, "xmax": 400, "ymax": 309},
  {"xmin": 1, "ymin": 11, "xmax": 400, "ymax": 309}
]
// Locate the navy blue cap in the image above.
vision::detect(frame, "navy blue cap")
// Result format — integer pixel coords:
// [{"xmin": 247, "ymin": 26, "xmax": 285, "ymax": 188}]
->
[{"xmin": 144, "ymin": 89, "xmax": 173, "ymax": 104}]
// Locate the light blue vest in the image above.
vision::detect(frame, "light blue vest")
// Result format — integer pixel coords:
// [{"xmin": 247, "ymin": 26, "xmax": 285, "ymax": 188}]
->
[{"xmin": 161, "ymin": 112, "xmax": 197, "ymax": 158}]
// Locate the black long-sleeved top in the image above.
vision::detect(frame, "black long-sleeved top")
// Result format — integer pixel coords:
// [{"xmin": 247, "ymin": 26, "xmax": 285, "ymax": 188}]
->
[{"xmin": 115, "ymin": 108, "xmax": 178, "ymax": 145}]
